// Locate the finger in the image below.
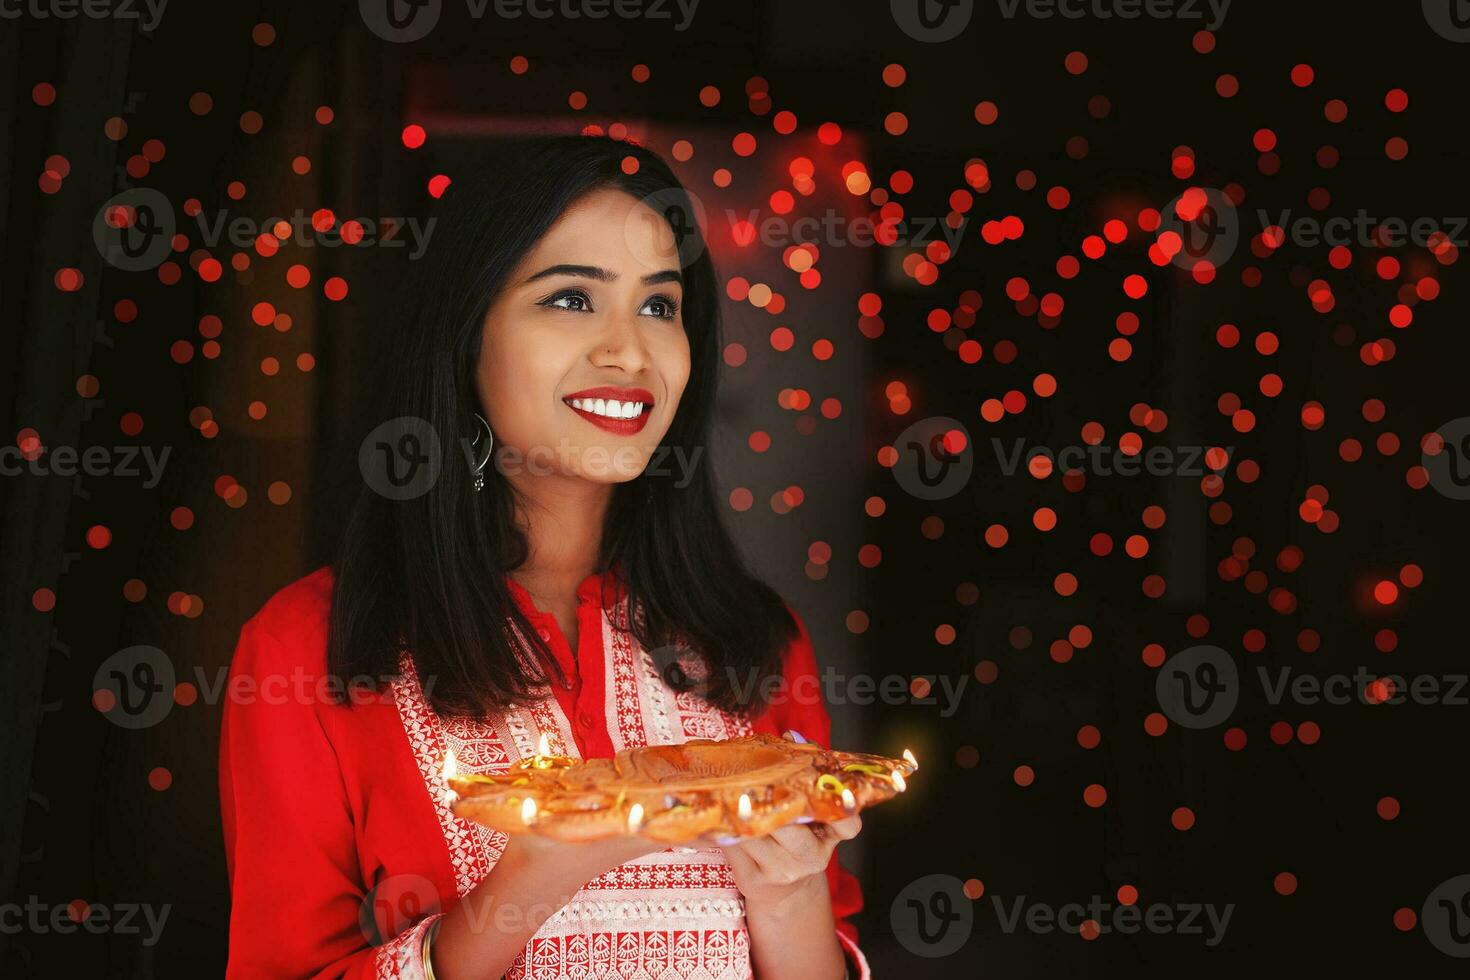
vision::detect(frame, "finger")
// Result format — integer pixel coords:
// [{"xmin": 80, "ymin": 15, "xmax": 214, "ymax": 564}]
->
[
  {"xmin": 734, "ymin": 834, "xmax": 805, "ymax": 883},
  {"xmin": 720, "ymin": 839, "xmax": 763, "ymax": 880},
  {"xmin": 824, "ymin": 815, "xmax": 863, "ymax": 841},
  {"xmin": 767, "ymin": 823, "xmax": 826, "ymax": 864}
]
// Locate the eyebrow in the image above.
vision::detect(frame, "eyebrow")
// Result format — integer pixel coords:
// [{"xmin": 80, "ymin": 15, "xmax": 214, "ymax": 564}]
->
[{"xmin": 523, "ymin": 264, "xmax": 683, "ymax": 287}]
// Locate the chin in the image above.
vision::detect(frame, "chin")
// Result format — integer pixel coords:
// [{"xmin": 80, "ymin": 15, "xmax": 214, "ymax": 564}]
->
[
  {"xmin": 572, "ymin": 467, "xmax": 643, "ymax": 485},
  {"xmin": 569, "ymin": 445, "xmax": 654, "ymax": 483}
]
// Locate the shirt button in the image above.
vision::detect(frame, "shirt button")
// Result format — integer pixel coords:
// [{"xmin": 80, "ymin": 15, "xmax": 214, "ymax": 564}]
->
[{"xmin": 536, "ymin": 627, "xmax": 551, "ymax": 641}]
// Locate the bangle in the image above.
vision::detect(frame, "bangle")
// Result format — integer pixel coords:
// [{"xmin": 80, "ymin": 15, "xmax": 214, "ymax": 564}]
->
[{"xmin": 422, "ymin": 916, "xmax": 443, "ymax": 980}]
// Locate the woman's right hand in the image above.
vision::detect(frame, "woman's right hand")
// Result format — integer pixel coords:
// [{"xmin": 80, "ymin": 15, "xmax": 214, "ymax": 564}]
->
[
  {"xmin": 502, "ymin": 827, "xmax": 666, "ymax": 883},
  {"xmin": 427, "ymin": 832, "xmax": 665, "ymax": 980}
]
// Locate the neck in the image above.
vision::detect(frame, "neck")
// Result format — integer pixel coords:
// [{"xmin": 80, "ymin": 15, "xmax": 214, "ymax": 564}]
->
[{"xmin": 506, "ymin": 471, "xmax": 614, "ymax": 594}]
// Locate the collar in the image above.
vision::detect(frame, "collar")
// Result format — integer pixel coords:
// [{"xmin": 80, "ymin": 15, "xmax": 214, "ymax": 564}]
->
[{"xmin": 503, "ymin": 561, "xmax": 628, "ymax": 620}]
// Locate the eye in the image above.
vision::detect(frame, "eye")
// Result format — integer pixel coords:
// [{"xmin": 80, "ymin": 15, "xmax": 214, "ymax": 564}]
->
[
  {"xmin": 538, "ymin": 288, "xmax": 593, "ymax": 313},
  {"xmin": 640, "ymin": 294, "xmax": 681, "ymax": 320}
]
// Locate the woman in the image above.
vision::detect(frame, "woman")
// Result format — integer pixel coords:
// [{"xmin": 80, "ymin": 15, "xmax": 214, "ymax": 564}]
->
[{"xmin": 219, "ymin": 135, "xmax": 870, "ymax": 979}]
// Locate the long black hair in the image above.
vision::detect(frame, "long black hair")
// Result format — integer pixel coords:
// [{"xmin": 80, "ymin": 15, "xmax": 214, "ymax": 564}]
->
[{"xmin": 327, "ymin": 134, "xmax": 796, "ymax": 718}]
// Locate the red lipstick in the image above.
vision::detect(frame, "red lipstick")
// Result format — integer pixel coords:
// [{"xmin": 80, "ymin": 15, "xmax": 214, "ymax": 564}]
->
[{"xmin": 563, "ymin": 386, "xmax": 655, "ymax": 436}]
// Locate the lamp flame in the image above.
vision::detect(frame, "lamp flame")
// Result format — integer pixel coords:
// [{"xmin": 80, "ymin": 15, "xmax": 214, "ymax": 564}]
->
[
  {"xmin": 840, "ymin": 788, "xmax": 857, "ymax": 811},
  {"xmin": 521, "ymin": 796, "xmax": 538, "ymax": 824},
  {"xmin": 443, "ymin": 748, "xmax": 460, "ymax": 802},
  {"xmin": 737, "ymin": 793, "xmax": 752, "ymax": 821},
  {"xmin": 536, "ymin": 733, "xmax": 551, "ymax": 758},
  {"xmin": 891, "ymin": 769, "xmax": 907, "ymax": 792},
  {"xmin": 627, "ymin": 802, "xmax": 645, "ymax": 833},
  {"xmin": 902, "ymin": 748, "xmax": 918, "ymax": 769}
]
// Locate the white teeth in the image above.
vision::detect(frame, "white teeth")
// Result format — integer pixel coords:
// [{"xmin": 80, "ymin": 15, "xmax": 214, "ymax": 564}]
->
[{"xmin": 568, "ymin": 396, "xmax": 648, "ymax": 419}]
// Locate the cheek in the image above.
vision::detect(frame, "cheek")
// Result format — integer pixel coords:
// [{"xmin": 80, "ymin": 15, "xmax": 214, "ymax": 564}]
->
[
  {"xmin": 477, "ymin": 327, "xmax": 563, "ymax": 448},
  {"xmin": 657, "ymin": 329, "xmax": 694, "ymax": 407}
]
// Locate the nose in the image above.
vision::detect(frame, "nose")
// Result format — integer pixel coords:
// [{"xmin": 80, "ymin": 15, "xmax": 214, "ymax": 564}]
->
[{"xmin": 588, "ymin": 309, "xmax": 650, "ymax": 375}]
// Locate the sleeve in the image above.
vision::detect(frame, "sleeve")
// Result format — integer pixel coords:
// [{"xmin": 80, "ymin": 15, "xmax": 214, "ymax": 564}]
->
[
  {"xmin": 219, "ymin": 615, "xmax": 446, "ymax": 979},
  {"xmin": 768, "ymin": 605, "xmax": 873, "ymax": 980}
]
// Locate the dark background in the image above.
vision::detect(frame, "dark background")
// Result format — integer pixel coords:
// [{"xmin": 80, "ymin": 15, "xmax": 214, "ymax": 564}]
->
[{"xmin": 4, "ymin": 0, "xmax": 1470, "ymax": 976}]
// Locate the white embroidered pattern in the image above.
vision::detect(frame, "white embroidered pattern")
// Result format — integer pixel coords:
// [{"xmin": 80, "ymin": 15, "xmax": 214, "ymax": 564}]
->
[
  {"xmin": 389, "ymin": 600, "xmax": 761, "ymax": 980},
  {"xmin": 391, "ymin": 654, "xmax": 500, "ymax": 899},
  {"xmin": 373, "ymin": 911, "xmax": 439, "ymax": 980}
]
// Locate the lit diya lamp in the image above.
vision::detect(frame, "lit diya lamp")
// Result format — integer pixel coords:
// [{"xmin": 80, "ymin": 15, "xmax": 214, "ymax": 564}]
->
[
  {"xmin": 523, "ymin": 733, "xmax": 576, "ymax": 771},
  {"xmin": 442, "ymin": 747, "xmax": 459, "ymax": 806},
  {"xmin": 447, "ymin": 734, "xmax": 918, "ymax": 844}
]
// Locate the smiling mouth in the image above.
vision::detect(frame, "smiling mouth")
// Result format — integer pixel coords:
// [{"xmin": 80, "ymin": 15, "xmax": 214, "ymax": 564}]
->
[{"xmin": 562, "ymin": 393, "xmax": 655, "ymax": 435}]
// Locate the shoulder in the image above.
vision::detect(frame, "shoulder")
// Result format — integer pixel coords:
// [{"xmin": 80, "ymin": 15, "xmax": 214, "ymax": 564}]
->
[
  {"xmin": 774, "ymin": 599, "xmax": 821, "ymax": 687},
  {"xmin": 778, "ymin": 599, "xmax": 815, "ymax": 659},
  {"xmin": 233, "ymin": 565, "xmax": 336, "ymax": 675},
  {"xmin": 764, "ymin": 598, "xmax": 833, "ymax": 743}
]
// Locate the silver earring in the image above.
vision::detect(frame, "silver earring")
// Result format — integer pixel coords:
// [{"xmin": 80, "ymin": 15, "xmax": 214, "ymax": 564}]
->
[{"xmin": 470, "ymin": 413, "xmax": 494, "ymax": 492}]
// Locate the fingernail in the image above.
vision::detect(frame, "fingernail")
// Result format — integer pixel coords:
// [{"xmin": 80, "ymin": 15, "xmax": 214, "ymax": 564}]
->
[
  {"xmin": 785, "ymin": 729, "xmax": 807, "ymax": 744},
  {"xmin": 794, "ymin": 815, "xmax": 815, "ymax": 824},
  {"xmin": 714, "ymin": 835, "xmax": 741, "ymax": 846}
]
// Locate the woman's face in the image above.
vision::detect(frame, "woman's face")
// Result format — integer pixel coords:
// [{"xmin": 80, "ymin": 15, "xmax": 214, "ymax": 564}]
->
[{"xmin": 476, "ymin": 187, "xmax": 692, "ymax": 485}]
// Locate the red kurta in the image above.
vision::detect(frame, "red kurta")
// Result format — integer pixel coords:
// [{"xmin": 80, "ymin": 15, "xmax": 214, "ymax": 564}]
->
[{"xmin": 219, "ymin": 566, "xmax": 869, "ymax": 978}]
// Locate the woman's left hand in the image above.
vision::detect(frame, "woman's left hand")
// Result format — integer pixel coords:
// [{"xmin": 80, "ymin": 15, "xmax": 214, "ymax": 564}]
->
[{"xmin": 718, "ymin": 816, "xmax": 862, "ymax": 912}]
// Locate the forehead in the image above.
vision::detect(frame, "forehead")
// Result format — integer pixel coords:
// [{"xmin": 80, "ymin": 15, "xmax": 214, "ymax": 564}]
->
[{"xmin": 519, "ymin": 187, "xmax": 682, "ymax": 273}]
